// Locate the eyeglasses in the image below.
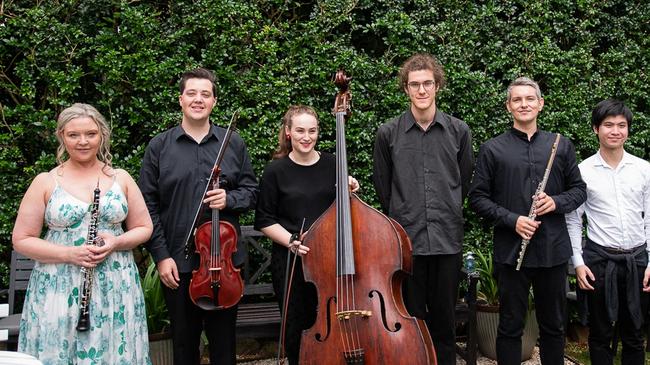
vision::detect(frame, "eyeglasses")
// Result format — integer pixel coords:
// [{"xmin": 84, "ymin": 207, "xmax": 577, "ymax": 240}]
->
[{"xmin": 407, "ymin": 80, "xmax": 435, "ymax": 91}]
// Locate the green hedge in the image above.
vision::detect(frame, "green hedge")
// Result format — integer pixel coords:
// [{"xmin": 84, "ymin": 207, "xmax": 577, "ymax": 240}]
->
[{"xmin": 1, "ymin": 0, "xmax": 648, "ymax": 286}]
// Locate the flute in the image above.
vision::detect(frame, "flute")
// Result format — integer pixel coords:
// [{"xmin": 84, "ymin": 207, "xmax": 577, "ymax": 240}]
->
[
  {"xmin": 515, "ymin": 133, "xmax": 561, "ymax": 271},
  {"xmin": 76, "ymin": 182, "xmax": 103, "ymax": 332}
]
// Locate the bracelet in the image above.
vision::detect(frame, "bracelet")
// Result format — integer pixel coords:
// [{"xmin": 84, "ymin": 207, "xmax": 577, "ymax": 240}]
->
[{"xmin": 288, "ymin": 233, "xmax": 300, "ymax": 247}]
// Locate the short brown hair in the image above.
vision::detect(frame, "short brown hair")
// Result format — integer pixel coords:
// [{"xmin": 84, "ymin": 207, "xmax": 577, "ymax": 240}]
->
[
  {"xmin": 179, "ymin": 67, "xmax": 217, "ymax": 96},
  {"xmin": 398, "ymin": 53, "xmax": 446, "ymax": 91}
]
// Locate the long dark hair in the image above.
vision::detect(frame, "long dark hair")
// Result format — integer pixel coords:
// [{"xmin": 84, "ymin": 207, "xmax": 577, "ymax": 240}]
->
[{"xmin": 272, "ymin": 105, "xmax": 319, "ymax": 159}]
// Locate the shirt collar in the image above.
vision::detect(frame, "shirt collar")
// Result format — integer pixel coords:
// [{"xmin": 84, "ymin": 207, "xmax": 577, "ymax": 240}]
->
[
  {"xmin": 173, "ymin": 123, "xmax": 220, "ymax": 143},
  {"xmin": 509, "ymin": 127, "xmax": 539, "ymax": 141},
  {"xmin": 171, "ymin": 125, "xmax": 186, "ymax": 140},
  {"xmin": 403, "ymin": 109, "xmax": 448, "ymax": 132},
  {"xmin": 594, "ymin": 149, "xmax": 632, "ymax": 168}
]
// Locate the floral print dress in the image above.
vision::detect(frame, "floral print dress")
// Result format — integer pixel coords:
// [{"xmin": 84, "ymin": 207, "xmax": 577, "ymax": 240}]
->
[{"xmin": 18, "ymin": 181, "xmax": 151, "ymax": 365}]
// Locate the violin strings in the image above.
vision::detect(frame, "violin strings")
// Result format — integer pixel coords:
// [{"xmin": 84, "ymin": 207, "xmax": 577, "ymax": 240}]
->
[{"xmin": 212, "ymin": 213, "xmax": 218, "ymax": 282}]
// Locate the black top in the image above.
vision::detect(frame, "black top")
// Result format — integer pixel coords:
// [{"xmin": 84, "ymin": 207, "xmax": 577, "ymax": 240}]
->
[
  {"xmin": 138, "ymin": 124, "xmax": 259, "ymax": 272},
  {"xmin": 254, "ymin": 153, "xmax": 336, "ymax": 239},
  {"xmin": 468, "ymin": 128, "xmax": 586, "ymax": 267},
  {"xmin": 372, "ymin": 109, "xmax": 474, "ymax": 255}
]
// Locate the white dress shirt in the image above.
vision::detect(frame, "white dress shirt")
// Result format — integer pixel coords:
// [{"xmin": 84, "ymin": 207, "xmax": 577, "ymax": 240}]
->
[{"xmin": 566, "ymin": 150, "xmax": 650, "ymax": 267}]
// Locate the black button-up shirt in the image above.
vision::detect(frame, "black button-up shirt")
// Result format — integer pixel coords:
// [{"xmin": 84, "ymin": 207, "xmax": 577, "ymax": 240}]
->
[
  {"xmin": 468, "ymin": 128, "xmax": 586, "ymax": 267},
  {"xmin": 372, "ymin": 109, "xmax": 474, "ymax": 255},
  {"xmin": 138, "ymin": 124, "xmax": 258, "ymax": 272}
]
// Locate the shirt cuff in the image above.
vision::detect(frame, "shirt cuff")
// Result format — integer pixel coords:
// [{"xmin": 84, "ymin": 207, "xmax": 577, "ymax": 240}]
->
[
  {"xmin": 149, "ymin": 246, "xmax": 171, "ymax": 264},
  {"xmin": 226, "ymin": 194, "xmax": 236, "ymax": 210},
  {"xmin": 571, "ymin": 254, "xmax": 585, "ymax": 268},
  {"xmin": 505, "ymin": 212, "xmax": 520, "ymax": 230}
]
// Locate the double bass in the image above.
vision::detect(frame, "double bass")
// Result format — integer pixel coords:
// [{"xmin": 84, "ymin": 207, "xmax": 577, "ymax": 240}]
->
[
  {"xmin": 299, "ymin": 71, "xmax": 437, "ymax": 364},
  {"xmin": 188, "ymin": 111, "xmax": 244, "ymax": 310}
]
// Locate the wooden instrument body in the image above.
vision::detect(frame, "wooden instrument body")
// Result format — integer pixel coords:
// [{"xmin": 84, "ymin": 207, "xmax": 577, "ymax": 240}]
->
[
  {"xmin": 190, "ymin": 219, "xmax": 243, "ymax": 310},
  {"xmin": 299, "ymin": 195, "xmax": 436, "ymax": 365}
]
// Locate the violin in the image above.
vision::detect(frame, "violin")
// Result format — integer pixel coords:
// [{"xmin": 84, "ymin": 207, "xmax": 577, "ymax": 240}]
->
[
  {"xmin": 188, "ymin": 111, "xmax": 244, "ymax": 310},
  {"xmin": 298, "ymin": 71, "xmax": 437, "ymax": 364}
]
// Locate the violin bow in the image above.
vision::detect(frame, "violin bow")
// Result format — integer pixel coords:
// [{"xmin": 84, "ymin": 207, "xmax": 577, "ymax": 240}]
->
[{"xmin": 277, "ymin": 217, "xmax": 306, "ymax": 364}]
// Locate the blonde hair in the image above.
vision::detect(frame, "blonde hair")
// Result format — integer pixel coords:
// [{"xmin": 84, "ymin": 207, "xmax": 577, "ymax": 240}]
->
[
  {"xmin": 272, "ymin": 105, "xmax": 319, "ymax": 159},
  {"xmin": 56, "ymin": 103, "xmax": 112, "ymax": 169}
]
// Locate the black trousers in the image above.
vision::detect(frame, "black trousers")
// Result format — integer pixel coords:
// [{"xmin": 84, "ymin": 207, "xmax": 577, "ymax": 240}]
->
[
  {"xmin": 162, "ymin": 273, "xmax": 238, "ymax": 365},
  {"xmin": 270, "ymin": 247, "xmax": 317, "ymax": 365},
  {"xmin": 585, "ymin": 259, "xmax": 648, "ymax": 365},
  {"xmin": 403, "ymin": 253, "xmax": 462, "ymax": 365},
  {"xmin": 495, "ymin": 263, "xmax": 567, "ymax": 365}
]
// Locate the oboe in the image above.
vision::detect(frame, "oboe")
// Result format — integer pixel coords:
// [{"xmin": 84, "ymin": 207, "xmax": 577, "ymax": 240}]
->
[
  {"xmin": 76, "ymin": 182, "xmax": 103, "ymax": 332},
  {"xmin": 515, "ymin": 133, "xmax": 561, "ymax": 271}
]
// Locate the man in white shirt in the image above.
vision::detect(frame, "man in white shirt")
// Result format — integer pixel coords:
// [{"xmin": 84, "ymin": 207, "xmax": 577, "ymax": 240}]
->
[{"xmin": 566, "ymin": 99, "xmax": 650, "ymax": 365}]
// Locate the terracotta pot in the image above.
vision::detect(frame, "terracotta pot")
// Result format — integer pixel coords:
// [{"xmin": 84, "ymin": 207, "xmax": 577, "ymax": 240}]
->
[
  {"xmin": 149, "ymin": 332, "xmax": 173, "ymax": 365},
  {"xmin": 476, "ymin": 304, "xmax": 539, "ymax": 361}
]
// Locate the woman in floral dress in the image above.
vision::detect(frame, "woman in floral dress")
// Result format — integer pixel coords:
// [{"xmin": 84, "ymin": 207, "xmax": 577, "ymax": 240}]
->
[{"xmin": 12, "ymin": 103, "xmax": 153, "ymax": 364}]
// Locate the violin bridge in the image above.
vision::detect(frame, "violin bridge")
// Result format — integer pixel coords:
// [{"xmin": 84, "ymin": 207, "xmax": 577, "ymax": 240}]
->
[
  {"xmin": 208, "ymin": 267, "xmax": 222, "ymax": 272},
  {"xmin": 335, "ymin": 310, "xmax": 372, "ymax": 321}
]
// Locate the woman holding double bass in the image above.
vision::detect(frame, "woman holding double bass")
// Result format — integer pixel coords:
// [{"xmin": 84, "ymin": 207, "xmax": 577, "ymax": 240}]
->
[{"xmin": 255, "ymin": 104, "xmax": 359, "ymax": 365}]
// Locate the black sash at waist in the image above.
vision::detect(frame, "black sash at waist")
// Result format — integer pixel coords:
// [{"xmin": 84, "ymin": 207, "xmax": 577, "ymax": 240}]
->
[{"xmin": 583, "ymin": 238, "xmax": 647, "ymax": 328}]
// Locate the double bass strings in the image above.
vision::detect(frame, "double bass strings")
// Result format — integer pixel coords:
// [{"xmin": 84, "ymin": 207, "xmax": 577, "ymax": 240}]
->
[{"xmin": 334, "ymin": 109, "xmax": 363, "ymax": 359}]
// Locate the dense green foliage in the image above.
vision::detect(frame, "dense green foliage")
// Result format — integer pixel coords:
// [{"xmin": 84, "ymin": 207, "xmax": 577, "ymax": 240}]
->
[{"xmin": 1, "ymin": 0, "xmax": 648, "ymax": 286}]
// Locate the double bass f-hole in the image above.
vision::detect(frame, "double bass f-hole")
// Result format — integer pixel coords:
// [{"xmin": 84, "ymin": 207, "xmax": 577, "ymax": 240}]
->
[{"xmin": 299, "ymin": 71, "xmax": 436, "ymax": 364}]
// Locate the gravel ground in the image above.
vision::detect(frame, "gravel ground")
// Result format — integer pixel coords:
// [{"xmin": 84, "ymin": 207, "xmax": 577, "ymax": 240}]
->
[
  {"xmin": 234, "ymin": 336, "xmax": 582, "ymax": 364},
  {"xmin": 238, "ymin": 347, "xmax": 580, "ymax": 364}
]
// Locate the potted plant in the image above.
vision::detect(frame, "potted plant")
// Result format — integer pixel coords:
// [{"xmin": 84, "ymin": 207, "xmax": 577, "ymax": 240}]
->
[
  {"xmin": 474, "ymin": 250, "xmax": 539, "ymax": 361},
  {"xmin": 142, "ymin": 258, "xmax": 173, "ymax": 365}
]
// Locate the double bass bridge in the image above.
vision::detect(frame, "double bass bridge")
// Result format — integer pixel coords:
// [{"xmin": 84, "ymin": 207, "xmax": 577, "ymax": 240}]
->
[{"xmin": 335, "ymin": 309, "xmax": 372, "ymax": 321}]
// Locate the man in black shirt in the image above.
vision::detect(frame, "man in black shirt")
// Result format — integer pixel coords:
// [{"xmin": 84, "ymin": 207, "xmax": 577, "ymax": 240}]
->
[
  {"xmin": 469, "ymin": 77, "xmax": 586, "ymax": 364},
  {"xmin": 138, "ymin": 67, "xmax": 258, "ymax": 365},
  {"xmin": 372, "ymin": 53, "xmax": 474, "ymax": 365}
]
